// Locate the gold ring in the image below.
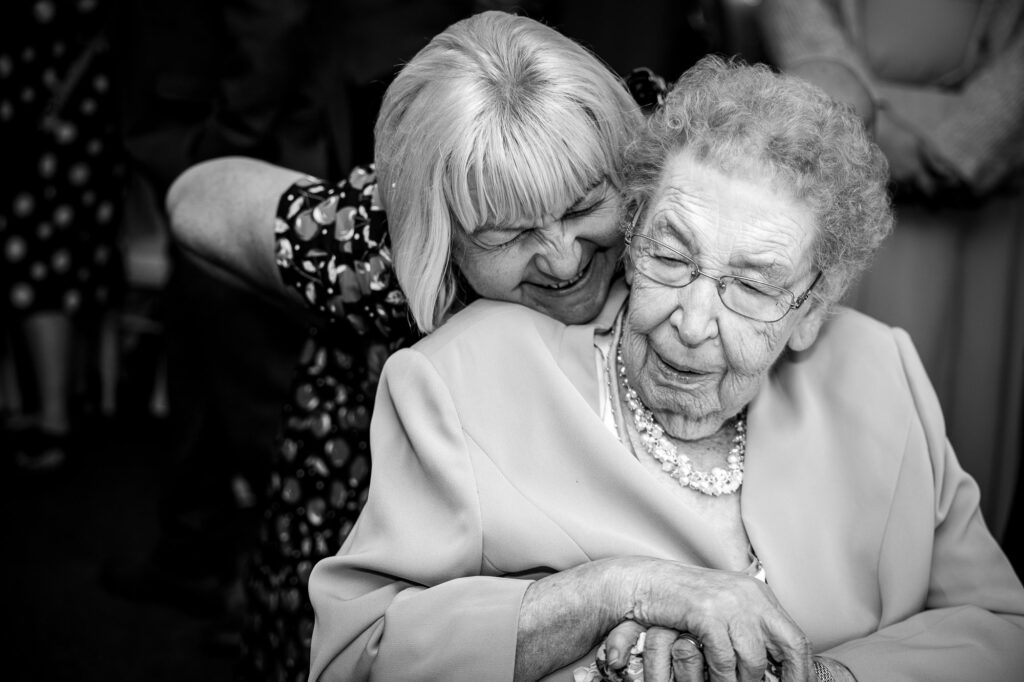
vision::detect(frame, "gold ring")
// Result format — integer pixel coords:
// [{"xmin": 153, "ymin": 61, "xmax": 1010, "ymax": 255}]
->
[{"xmin": 677, "ymin": 633, "xmax": 703, "ymax": 650}]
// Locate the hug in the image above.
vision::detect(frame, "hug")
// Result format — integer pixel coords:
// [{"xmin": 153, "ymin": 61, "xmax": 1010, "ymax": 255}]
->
[{"xmin": 169, "ymin": 11, "xmax": 1024, "ymax": 682}]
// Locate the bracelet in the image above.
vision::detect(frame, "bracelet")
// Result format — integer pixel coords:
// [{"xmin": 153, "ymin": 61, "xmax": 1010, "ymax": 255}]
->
[{"xmin": 813, "ymin": 657, "xmax": 837, "ymax": 682}]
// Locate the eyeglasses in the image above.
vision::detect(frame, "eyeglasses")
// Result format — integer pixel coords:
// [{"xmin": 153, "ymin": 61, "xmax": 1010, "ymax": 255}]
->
[{"xmin": 625, "ymin": 232, "xmax": 822, "ymax": 323}]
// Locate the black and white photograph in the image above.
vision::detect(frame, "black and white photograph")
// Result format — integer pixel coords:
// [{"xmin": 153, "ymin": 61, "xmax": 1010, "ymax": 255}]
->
[{"xmin": 3, "ymin": 1, "xmax": 1023, "ymax": 680}]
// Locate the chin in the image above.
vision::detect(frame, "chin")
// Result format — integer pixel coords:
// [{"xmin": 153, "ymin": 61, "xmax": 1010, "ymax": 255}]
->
[
  {"xmin": 659, "ymin": 409, "xmax": 726, "ymax": 441},
  {"xmin": 649, "ymin": 387, "xmax": 731, "ymax": 440},
  {"xmin": 551, "ymin": 298, "xmax": 604, "ymax": 324}
]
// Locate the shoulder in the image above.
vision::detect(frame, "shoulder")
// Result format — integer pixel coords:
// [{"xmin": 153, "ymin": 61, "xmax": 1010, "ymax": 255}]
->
[
  {"xmin": 788, "ymin": 306, "xmax": 910, "ymax": 378},
  {"xmin": 774, "ymin": 306, "xmax": 939, "ymax": 426},
  {"xmin": 277, "ymin": 164, "xmax": 380, "ymax": 223},
  {"xmin": 410, "ymin": 278, "xmax": 628, "ymax": 362},
  {"xmin": 410, "ymin": 299, "xmax": 567, "ymax": 362}
]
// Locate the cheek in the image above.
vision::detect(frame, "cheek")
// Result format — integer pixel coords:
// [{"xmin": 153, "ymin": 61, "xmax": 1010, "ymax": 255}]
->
[
  {"xmin": 626, "ymin": 281, "xmax": 676, "ymax": 333},
  {"xmin": 454, "ymin": 248, "xmax": 521, "ymax": 298},
  {"xmin": 720, "ymin": 321, "xmax": 786, "ymax": 377}
]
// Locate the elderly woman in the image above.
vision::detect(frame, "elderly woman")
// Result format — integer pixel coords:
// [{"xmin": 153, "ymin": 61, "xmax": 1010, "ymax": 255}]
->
[
  {"xmin": 307, "ymin": 56, "xmax": 1024, "ymax": 681},
  {"xmin": 167, "ymin": 11, "xmax": 646, "ymax": 680}
]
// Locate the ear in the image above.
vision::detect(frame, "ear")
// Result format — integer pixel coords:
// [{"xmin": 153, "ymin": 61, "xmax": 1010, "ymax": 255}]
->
[{"xmin": 787, "ymin": 302, "xmax": 828, "ymax": 352}]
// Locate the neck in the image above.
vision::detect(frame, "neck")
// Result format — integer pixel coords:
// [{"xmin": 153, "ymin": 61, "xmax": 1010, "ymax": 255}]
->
[{"xmin": 655, "ymin": 408, "xmax": 742, "ymax": 442}]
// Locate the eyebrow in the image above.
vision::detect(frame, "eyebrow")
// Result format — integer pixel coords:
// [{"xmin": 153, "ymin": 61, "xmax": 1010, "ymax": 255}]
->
[
  {"xmin": 728, "ymin": 257, "xmax": 788, "ymax": 283},
  {"xmin": 652, "ymin": 216, "xmax": 793, "ymax": 284},
  {"xmin": 473, "ymin": 178, "xmax": 608, "ymax": 235}
]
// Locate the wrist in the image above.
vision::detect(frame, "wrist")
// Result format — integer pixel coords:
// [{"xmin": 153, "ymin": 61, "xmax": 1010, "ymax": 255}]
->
[{"xmin": 594, "ymin": 556, "xmax": 640, "ymax": 631}]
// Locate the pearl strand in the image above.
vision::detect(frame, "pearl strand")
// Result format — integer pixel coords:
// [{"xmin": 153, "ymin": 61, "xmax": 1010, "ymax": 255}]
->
[{"xmin": 617, "ymin": 342, "xmax": 746, "ymax": 497}]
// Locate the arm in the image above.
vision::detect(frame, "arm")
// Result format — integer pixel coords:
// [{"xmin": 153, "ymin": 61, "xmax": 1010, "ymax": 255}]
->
[
  {"xmin": 758, "ymin": 0, "xmax": 879, "ymax": 122},
  {"xmin": 758, "ymin": 0, "xmax": 953, "ymax": 196},
  {"xmin": 876, "ymin": 13, "xmax": 1024, "ymax": 195},
  {"xmin": 309, "ymin": 349, "xmax": 813, "ymax": 682},
  {"xmin": 307, "ymin": 348, "xmax": 532, "ymax": 681},
  {"xmin": 168, "ymin": 156, "xmax": 413, "ymax": 343},
  {"xmin": 166, "ymin": 157, "xmax": 305, "ymax": 302},
  {"xmin": 761, "ymin": 0, "xmax": 1024, "ymax": 196},
  {"xmin": 823, "ymin": 328, "xmax": 1024, "ymax": 680}
]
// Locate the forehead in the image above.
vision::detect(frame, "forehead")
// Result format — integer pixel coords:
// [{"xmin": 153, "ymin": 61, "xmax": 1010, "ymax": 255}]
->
[{"xmin": 646, "ymin": 151, "xmax": 817, "ymax": 277}]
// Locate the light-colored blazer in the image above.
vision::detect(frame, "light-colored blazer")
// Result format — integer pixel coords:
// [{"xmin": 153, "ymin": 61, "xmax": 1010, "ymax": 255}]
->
[{"xmin": 309, "ymin": 283, "xmax": 1024, "ymax": 681}]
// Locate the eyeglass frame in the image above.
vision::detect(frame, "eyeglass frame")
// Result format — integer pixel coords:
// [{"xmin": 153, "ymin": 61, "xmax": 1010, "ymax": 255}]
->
[{"xmin": 624, "ymin": 205, "xmax": 823, "ymax": 323}]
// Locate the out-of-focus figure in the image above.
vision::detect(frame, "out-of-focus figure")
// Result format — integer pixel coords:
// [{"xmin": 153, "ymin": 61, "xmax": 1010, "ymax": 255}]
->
[
  {"xmin": 760, "ymin": 0, "xmax": 1024, "ymax": 539},
  {"xmin": 1, "ymin": 0, "xmax": 125, "ymax": 470}
]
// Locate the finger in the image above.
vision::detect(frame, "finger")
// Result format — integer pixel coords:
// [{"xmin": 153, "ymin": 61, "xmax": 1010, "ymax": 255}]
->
[
  {"xmin": 764, "ymin": 623, "xmax": 812, "ymax": 682},
  {"xmin": 731, "ymin": 637, "xmax": 768, "ymax": 682},
  {"xmin": 670, "ymin": 633, "xmax": 705, "ymax": 682},
  {"xmin": 699, "ymin": 625, "xmax": 738, "ymax": 682},
  {"xmin": 603, "ymin": 620, "xmax": 646, "ymax": 672},
  {"xmin": 643, "ymin": 627, "xmax": 680, "ymax": 682}
]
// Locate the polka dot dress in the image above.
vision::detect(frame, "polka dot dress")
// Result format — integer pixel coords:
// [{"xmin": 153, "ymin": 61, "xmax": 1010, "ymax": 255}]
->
[
  {"xmin": 240, "ymin": 73, "xmax": 666, "ymax": 680},
  {"xmin": 238, "ymin": 167, "xmax": 418, "ymax": 681},
  {"xmin": 0, "ymin": 0, "xmax": 123, "ymax": 318}
]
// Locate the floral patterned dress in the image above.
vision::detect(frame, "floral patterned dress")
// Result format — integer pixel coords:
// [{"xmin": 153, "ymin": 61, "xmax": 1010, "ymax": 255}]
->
[
  {"xmin": 240, "ymin": 71, "xmax": 668, "ymax": 681},
  {"xmin": 237, "ymin": 166, "xmax": 417, "ymax": 681}
]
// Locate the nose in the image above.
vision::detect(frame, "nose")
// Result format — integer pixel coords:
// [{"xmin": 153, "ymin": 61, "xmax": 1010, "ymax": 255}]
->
[
  {"xmin": 670, "ymin": 274, "xmax": 721, "ymax": 346},
  {"xmin": 534, "ymin": 228, "xmax": 583, "ymax": 281}
]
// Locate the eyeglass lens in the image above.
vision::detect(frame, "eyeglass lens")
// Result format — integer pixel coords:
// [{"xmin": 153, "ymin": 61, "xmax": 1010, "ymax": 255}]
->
[{"xmin": 630, "ymin": 234, "xmax": 795, "ymax": 322}]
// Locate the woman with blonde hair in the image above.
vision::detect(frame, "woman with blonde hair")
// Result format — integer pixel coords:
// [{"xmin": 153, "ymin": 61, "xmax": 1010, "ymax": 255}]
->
[{"xmin": 169, "ymin": 10, "xmax": 650, "ymax": 679}]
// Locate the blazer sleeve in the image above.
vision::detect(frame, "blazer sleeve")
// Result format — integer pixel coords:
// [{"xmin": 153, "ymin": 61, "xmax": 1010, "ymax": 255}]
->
[
  {"xmin": 760, "ymin": 0, "xmax": 1024, "ymax": 195},
  {"xmin": 307, "ymin": 348, "xmax": 531, "ymax": 682},
  {"xmin": 273, "ymin": 168, "xmax": 416, "ymax": 346},
  {"xmin": 758, "ymin": 0, "xmax": 882, "ymax": 108},
  {"xmin": 822, "ymin": 328, "xmax": 1024, "ymax": 680}
]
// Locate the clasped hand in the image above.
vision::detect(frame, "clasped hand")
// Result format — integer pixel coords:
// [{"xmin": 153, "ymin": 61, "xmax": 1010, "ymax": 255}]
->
[{"xmin": 602, "ymin": 558, "xmax": 813, "ymax": 682}]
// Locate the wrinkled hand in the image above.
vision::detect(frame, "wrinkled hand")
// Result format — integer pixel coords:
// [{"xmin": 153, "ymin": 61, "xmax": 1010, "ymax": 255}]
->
[
  {"xmin": 612, "ymin": 557, "xmax": 813, "ymax": 682},
  {"xmin": 603, "ymin": 621, "xmax": 705, "ymax": 682}
]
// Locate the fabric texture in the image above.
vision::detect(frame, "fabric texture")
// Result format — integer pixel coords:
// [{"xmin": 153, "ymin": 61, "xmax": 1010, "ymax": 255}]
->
[
  {"xmin": 241, "ymin": 166, "xmax": 417, "ymax": 680},
  {"xmin": 308, "ymin": 287, "xmax": 1024, "ymax": 681},
  {"xmin": 0, "ymin": 1, "xmax": 124, "ymax": 317},
  {"xmin": 248, "ymin": 67, "xmax": 669, "ymax": 681},
  {"xmin": 759, "ymin": 0, "xmax": 1024, "ymax": 539}
]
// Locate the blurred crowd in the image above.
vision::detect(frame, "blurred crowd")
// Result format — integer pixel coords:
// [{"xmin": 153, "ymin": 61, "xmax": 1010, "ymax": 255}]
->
[{"xmin": 2, "ymin": 1, "xmax": 1021, "ymax": 681}]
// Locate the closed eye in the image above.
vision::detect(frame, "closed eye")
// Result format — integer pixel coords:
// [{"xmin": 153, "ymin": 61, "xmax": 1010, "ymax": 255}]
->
[
  {"xmin": 735, "ymin": 278, "xmax": 778, "ymax": 296},
  {"xmin": 473, "ymin": 228, "xmax": 533, "ymax": 251},
  {"xmin": 562, "ymin": 197, "xmax": 604, "ymax": 220},
  {"xmin": 654, "ymin": 253, "xmax": 692, "ymax": 266}
]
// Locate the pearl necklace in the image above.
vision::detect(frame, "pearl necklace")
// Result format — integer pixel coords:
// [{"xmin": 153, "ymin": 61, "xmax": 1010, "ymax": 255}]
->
[{"xmin": 616, "ymin": 342, "xmax": 746, "ymax": 496}]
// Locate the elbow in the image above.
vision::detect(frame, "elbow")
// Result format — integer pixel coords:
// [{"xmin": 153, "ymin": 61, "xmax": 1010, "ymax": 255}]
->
[{"xmin": 165, "ymin": 161, "xmax": 214, "ymax": 252}]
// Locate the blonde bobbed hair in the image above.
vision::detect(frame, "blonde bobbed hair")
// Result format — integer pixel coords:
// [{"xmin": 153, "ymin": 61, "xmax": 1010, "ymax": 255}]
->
[{"xmin": 374, "ymin": 10, "xmax": 641, "ymax": 333}]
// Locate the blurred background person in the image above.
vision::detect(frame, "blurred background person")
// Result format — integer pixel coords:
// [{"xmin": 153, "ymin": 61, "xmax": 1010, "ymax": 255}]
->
[
  {"xmin": 102, "ymin": 0, "xmax": 343, "ymax": 642},
  {"xmin": 759, "ymin": 0, "xmax": 1024, "ymax": 542},
  {"xmin": 110, "ymin": 1, "xmax": 477, "ymax": 680},
  {"xmin": 1, "ymin": 0, "xmax": 125, "ymax": 472}
]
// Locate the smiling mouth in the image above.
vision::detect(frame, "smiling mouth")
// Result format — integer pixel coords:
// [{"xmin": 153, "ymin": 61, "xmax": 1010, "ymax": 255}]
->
[
  {"xmin": 537, "ymin": 260, "xmax": 592, "ymax": 291},
  {"xmin": 655, "ymin": 352, "xmax": 717, "ymax": 377}
]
